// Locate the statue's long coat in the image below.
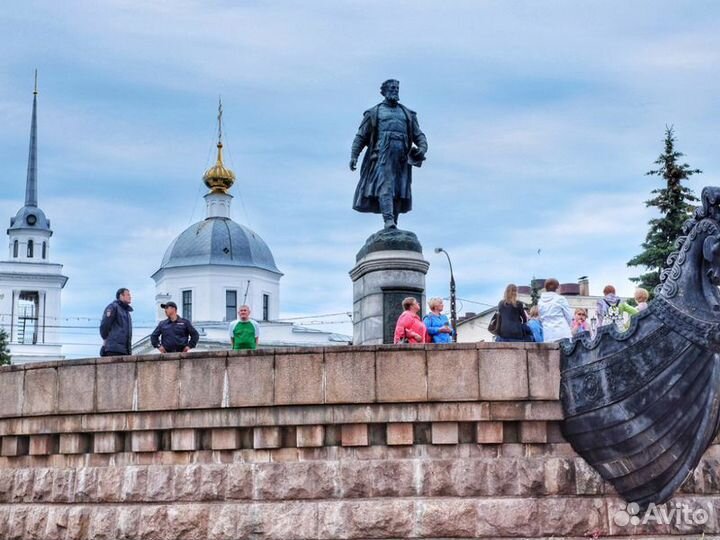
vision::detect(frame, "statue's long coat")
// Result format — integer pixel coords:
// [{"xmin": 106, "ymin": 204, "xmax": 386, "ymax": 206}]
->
[{"xmin": 351, "ymin": 102, "xmax": 427, "ymax": 214}]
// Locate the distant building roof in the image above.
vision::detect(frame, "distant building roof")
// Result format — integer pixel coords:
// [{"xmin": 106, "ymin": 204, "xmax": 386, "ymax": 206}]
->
[{"xmin": 456, "ymin": 306, "xmax": 496, "ymax": 326}]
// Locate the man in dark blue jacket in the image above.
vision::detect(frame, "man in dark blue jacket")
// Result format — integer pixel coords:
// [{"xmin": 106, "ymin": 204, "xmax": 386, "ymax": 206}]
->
[
  {"xmin": 150, "ymin": 301, "xmax": 200, "ymax": 353},
  {"xmin": 99, "ymin": 288, "xmax": 133, "ymax": 356}
]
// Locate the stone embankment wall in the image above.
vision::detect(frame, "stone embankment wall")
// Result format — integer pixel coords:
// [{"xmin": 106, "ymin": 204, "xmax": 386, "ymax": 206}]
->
[{"xmin": 0, "ymin": 343, "xmax": 718, "ymax": 539}]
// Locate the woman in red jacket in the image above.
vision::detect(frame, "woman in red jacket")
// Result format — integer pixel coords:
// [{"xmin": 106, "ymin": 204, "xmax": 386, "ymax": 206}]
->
[{"xmin": 393, "ymin": 296, "xmax": 428, "ymax": 344}]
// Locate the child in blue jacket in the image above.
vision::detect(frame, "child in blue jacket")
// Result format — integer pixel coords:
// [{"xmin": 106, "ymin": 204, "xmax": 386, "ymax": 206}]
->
[{"xmin": 526, "ymin": 305, "xmax": 544, "ymax": 343}]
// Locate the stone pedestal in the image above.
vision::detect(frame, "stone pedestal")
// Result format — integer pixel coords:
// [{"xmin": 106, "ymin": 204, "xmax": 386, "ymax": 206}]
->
[{"xmin": 350, "ymin": 229, "xmax": 429, "ymax": 345}]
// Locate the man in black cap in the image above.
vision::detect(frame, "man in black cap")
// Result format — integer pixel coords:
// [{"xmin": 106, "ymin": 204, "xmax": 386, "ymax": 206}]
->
[{"xmin": 150, "ymin": 301, "xmax": 200, "ymax": 353}]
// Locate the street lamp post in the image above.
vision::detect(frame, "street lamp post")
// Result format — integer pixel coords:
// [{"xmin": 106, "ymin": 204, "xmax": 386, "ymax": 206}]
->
[{"xmin": 434, "ymin": 247, "xmax": 457, "ymax": 342}]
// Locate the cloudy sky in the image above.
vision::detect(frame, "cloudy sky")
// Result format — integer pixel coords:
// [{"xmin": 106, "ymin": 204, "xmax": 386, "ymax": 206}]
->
[{"xmin": 1, "ymin": 1, "xmax": 719, "ymax": 357}]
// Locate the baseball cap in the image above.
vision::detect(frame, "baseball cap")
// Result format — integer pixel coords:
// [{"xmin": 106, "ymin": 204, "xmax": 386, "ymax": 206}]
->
[{"xmin": 161, "ymin": 301, "xmax": 178, "ymax": 309}]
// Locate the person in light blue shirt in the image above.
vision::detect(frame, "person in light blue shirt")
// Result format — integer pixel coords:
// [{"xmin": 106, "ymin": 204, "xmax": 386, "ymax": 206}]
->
[{"xmin": 423, "ymin": 297, "xmax": 453, "ymax": 344}]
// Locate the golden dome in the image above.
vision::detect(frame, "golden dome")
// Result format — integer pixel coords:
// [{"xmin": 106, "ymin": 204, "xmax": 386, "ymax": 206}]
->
[{"xmin": 203, "ymin": 141, "xmax": 236, "ymax": 193}]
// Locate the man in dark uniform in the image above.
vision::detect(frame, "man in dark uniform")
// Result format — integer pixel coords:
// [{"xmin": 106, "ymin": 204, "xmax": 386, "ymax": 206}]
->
[
  {"xmin": 150, "ymin": 301, "xmax": 200, "ymax": 353},
  {"xmin": 99, "ymin": 288, "xmax": 133, "ymax": 356},
  {"xmin": 350, "ymin": 79, "xmax": 428, "ymax": 230}
]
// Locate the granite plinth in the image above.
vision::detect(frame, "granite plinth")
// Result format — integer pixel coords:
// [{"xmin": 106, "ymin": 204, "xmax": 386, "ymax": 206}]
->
[{"xmin": 350, "ymin": 230, "xmax": 429, "ymax": 345}]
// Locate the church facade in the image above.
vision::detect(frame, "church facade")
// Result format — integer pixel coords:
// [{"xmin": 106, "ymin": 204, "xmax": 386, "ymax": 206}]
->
[
  {"xmin": 0, "ymin": 78, "xmax": 68, "ymax": 363},
  {"xmin": 133, "ymin": 103, "xmax": 349, "ymax": 353}
]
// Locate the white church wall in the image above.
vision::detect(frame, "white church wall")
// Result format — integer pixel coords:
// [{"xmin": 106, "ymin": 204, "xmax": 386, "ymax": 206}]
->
[
  {"xmin": 153, "ymin": 265, "xmax": 280, "ymax": 323},
  {"xmin": 0, "ymin": 264, "xmax": 66, "ymax": 348},
  {"xmin": 136, "ymin": 108, "xmax": 349, "ymax": 351},
  {"xmin": 0, "ymin": 263, "xmax": 66, "ymax": 362}
]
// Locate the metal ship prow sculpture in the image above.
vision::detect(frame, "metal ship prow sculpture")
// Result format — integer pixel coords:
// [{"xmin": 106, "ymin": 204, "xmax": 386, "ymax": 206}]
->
[{"xmin": 560, "ymin": 186, "xmax": 720, "ymax": 508}]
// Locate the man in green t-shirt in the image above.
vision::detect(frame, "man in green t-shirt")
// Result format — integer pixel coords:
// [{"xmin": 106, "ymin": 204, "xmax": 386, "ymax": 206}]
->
[{"xmin": 228, "ymin": 305, "xmax": 260, "ymax": 350}]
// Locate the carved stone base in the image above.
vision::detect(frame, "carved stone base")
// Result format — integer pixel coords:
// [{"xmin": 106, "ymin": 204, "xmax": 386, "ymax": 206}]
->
[{"xmin": 355, "ymin": 228, "xmax": 423, "ymax": 261}]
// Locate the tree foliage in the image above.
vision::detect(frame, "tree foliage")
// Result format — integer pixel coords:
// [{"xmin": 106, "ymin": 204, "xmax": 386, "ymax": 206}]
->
[
  {"xmin": 628, "ymin": 127, "xmax": 701, "ymax": 294},
  {"xmin": 0, "ymin": 328, "xmax": 10, "ymax": 365},
  {"xmin": 529, "ymin": 278, "xmax": 542, "ymax": 307}
]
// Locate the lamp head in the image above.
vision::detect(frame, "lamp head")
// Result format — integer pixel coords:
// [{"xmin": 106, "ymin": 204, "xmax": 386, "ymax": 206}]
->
[{"xmin": 434, "ymin": 247, "xmax": 443, "ymax": 254}]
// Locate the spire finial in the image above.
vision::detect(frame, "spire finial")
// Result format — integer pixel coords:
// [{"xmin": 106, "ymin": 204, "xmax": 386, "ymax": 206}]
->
[
  {"xmin": 217, "ymin": 96, "xmax": 223, "ymax": 146},
  {"xmin": 34, "ymin": 69, "xmax": 38, "ymax": 95}
]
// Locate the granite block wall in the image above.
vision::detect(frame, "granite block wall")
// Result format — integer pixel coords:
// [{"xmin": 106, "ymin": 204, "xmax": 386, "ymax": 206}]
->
[{"xmin": 0, "ymin": 343, "xmax": 716, "ymax": 539}]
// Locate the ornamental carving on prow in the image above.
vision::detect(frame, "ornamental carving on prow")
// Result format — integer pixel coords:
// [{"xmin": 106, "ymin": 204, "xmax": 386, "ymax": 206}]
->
[
  {"xmin": 658, "ymin": 186, "xmax": 720, "ymax": 297},
  {"xmin": 560, "ymin": 185, "xmax": 720, "ymax": 509}
]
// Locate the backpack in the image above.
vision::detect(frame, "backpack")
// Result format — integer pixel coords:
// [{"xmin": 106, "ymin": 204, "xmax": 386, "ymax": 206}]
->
[{"xmin": 604, "ymin": 299, "xmax": 624, "ymax": 328}]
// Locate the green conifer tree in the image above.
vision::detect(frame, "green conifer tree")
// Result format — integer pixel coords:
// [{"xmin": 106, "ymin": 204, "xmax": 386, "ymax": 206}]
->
[
  {"xmin": 0, "ymin": 328, "xmax": 11, "ymax": 366},
  {"xmin": 628, "ymin": 127, "xmax": 701, "ymax": 294},
  {"xmin": 529, "ymin": 278, "xmax": 541, "ymax": 307}
]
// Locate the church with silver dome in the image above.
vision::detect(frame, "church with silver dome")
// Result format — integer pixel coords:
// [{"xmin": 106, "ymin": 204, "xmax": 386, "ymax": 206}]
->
[{"xmin": 133, "ymin": 103, "xmax": 349, "ymax": 352}]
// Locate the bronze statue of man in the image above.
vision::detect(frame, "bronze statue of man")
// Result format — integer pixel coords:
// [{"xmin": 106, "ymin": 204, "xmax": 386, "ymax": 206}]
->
[{"xmin": 349, "ymin": 79, "xmax": 428, "ymax": 230}]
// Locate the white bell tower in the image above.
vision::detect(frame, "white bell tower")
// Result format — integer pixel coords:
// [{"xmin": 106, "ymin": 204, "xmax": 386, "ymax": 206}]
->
[{"xmin": 0, "ymin": 73, "xmax": 68, "ymax": 363}]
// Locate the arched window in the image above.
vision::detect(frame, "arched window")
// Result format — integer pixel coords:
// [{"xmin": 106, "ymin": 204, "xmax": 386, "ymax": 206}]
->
[
  {"xmin": 42, "ymin": 242, "xmax": 47, "ymax": 259},
  {"xmin": 13, "ymin": 240, "xmax": 18, "ymax": 258},
  {"xmin": 27, "ymin": 239, "xmax": 34, "ymax": 258}
]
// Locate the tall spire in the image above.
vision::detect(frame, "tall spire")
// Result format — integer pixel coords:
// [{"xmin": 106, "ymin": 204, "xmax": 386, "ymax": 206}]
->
[{"xmin": 25, "ymin": 70, "xmax": 38, "ymax": 207}]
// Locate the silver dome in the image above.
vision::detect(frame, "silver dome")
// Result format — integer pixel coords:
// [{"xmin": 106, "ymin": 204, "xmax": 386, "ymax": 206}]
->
[
  {"xmin": 158, "ymin": 217, "xmax": 281, "ymax": 274},
  {"xmin": 8, "ymin": 206, "xmax": 51, "ymax": 232}
]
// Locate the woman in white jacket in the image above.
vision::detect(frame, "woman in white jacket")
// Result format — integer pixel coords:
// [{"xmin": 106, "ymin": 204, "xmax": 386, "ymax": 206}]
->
[{"xmin": 538, "ymin": 278, "xmax": 573, "ymax": 342}]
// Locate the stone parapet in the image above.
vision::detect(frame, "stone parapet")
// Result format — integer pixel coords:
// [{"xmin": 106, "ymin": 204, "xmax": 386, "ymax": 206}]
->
[
  {"xmin": 0, "ymin": 343, "xmax": 560, "ymax": 420},
  {"xmin": 0, "ymin": 343, "xmax": 716, "ymax": 539},
  {"xmin": 0, "ymin": 343, "xmax": 565, "ymax": 465}
]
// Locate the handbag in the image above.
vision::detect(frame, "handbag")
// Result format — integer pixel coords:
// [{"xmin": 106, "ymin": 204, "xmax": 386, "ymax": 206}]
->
[
  {"xmin": 521, "ymin": 323, "xmax": 534, "ymax": 342},
  {"xmin": 488, "ymin": 311, "xmax": 501, "ymax": 336}
]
